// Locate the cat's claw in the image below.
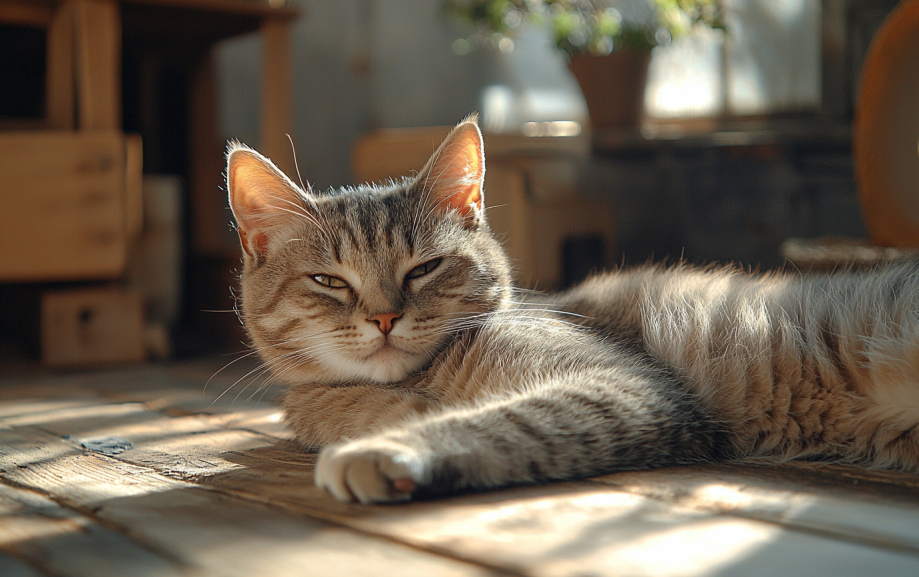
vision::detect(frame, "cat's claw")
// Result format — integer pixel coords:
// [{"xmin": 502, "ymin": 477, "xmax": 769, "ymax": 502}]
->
[{"xmin": 315, "ymin": 439, "xmax": 424, "ymax": 504}]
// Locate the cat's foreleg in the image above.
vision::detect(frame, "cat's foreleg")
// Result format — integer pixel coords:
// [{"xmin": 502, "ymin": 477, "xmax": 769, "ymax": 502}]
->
[
  {"xmin": 315, "ymin": 372, "xmax": 723, "ymax": 503},
  {"xmin": 282, "ymin": 383, "xmax": 435, "ymax": 448}
]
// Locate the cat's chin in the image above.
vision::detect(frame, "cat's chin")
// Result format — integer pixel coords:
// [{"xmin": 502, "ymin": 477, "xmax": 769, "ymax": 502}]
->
[
  {"xmin": 345, "ymin": 355, "xmax": 427, "ymax": 384},
  {"xmin": 321, "ymin": 345, "xmax": 431, "ymax": 385}
]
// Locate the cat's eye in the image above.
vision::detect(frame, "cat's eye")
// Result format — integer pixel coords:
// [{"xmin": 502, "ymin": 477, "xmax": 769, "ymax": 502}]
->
[
  {"xmin": 406, "ymin": 258, "xmax": 442, "ymax": 280},
  {"xmin": 312, "ymin": 274, "xmax": 349, "ymax": 289}
]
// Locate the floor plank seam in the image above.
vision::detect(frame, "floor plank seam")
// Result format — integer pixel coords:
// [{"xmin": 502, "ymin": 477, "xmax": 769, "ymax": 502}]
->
[
  {"xmin": 583, "ymin": 477, "xmax": 919, "ymax": 558},
  {"xmin": 96, "ymin": 455, "xmax": 526, "ymax": 577},
  {"xmin": 209, "ymin": 485, "xmax": 528, "ymax": 577},
  {"xmin": 48, "ymin": 436, "xmax": 515, "ymax": 576},
  {"xmin": 1, "ymin": 456, "xmax": 197, "ymax": 572}
]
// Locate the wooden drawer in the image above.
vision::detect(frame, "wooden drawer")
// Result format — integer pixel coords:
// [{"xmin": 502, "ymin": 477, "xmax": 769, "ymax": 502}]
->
[{"xmin": 0, "ymin": 131, "xmax": 142, "ymax": 281}]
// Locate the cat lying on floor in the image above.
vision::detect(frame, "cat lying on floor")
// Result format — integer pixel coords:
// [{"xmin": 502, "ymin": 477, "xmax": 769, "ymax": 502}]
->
[{"xmin": 226, "ymin": 116, "xmax": 919, "ymax": 504}]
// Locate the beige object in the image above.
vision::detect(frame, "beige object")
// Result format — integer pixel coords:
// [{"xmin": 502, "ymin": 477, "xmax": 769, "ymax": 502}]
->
[
  {"xmin": 0, "ymin": 131, "xmax": 142, "ymax": 281},
  {"xmin": 41, "ymin": 287, "xmax": 146, "ymax": 366}
]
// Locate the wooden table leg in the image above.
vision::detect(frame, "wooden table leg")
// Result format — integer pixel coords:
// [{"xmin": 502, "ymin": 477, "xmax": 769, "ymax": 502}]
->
[
  {"xmin": 74, "ymin": 0, "xmax": 120, "ymax": 130},
  {"xmin": 46, "ymin": 0, "xmax": 75, "ymax": 130},
  {"xmin": 259, "ymin": 15, "xmax": 294, "ymax": 179}
]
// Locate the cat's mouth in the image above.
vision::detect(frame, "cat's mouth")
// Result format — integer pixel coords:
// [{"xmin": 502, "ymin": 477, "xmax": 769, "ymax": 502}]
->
[{"xmin": 364, "ymin": 339, "xmax": 405, "ymax": 361}]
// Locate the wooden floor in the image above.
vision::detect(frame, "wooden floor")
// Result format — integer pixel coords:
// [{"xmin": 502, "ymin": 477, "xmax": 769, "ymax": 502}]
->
[{"xmin": 2, "ymin": 358, "xmax": 919, "ymax": 577}]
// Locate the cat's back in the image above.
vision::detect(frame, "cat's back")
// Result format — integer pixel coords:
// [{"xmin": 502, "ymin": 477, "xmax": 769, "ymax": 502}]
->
[
  {"xmin": 552, "ymin": 261, "xmax": 919, "ymax": 340},
  {"xmin": 547, "ymin": 262, "xmax": 919, "ymax": 464}
]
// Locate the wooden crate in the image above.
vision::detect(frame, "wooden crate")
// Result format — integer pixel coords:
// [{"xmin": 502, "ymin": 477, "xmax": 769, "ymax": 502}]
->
[
  {"xmin": 0, "ymin": 131, "xmax": 142, "ymax": 281},
  {"xmin": 41, "ymin": 286, "xmax": 146, "ymax": 366}
]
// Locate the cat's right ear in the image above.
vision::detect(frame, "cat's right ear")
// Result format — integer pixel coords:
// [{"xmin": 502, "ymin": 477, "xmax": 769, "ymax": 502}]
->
[
  {"xmin": 226, "ymin": 143, "xmax": 310, "ymax": 261},
  {"xmin": 412, "ymin": 115, "xmax": 486, "ymax": 228}
]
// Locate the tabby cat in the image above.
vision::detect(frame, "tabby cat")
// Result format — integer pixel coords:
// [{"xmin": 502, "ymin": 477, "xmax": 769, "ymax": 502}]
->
[{"xmin": 227, "ymin": 116, "xmax": 919, "ymax": 504}]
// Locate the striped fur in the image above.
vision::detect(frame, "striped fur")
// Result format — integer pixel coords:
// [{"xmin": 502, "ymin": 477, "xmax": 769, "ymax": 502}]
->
[{"xmin": 227, "ymin": 119, "xmax": 919, "ymax": 504}]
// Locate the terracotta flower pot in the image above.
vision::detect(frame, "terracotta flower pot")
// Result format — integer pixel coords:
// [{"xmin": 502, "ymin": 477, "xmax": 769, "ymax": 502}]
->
[{"xmin": 568, "ymin": 51, "xmax": 651, "ymax": 129}]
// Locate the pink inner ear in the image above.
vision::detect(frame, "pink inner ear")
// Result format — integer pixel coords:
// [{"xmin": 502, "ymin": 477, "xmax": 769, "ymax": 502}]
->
[
  {"xmin": 227, "ymin": 146, "xmax": 307, "ymax": 258},
  {"xmin": 237, "ymin": 227, "xmax": 268, "ymax": 258},
  {"xmin": 432, "ymin": 124, "xmax": 485, "ymax": 215},
  {"xmin": 228, "ymin": 152, "xmax": 273, "ymax": 234}
]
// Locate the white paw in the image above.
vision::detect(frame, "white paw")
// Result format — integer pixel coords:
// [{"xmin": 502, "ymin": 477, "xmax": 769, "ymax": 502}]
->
[{"xmin": 315, "ymin": 439, "xmax": 426, "ymax": 504}]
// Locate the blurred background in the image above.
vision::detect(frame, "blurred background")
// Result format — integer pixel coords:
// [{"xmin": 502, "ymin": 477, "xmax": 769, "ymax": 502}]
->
[{"xmin": 0, "ymin": 0, "xmax": 916, "ymax": 367}]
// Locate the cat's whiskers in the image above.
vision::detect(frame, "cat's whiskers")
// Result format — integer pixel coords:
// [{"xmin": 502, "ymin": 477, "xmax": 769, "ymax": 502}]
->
[
  {"xmin": 206, "ymin": 347, "xmax": 275, "ymax": 394},
  {"xmin": 235, "ymin": 340, "xmax": 348, "ymax": 395},
  {"xmin": 210, "ymin": 338, "xmax": 346, "ymax": 407}
]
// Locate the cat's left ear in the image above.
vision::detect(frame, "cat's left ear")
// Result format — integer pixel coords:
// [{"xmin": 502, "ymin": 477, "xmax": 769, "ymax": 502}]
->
[
  {"xmin": 227, "ymin": 143, "xmax": 310, "ymax": 260},
  {"xmin": 413, "ymin": 116, "xmax": 485, "ymax": 227}
]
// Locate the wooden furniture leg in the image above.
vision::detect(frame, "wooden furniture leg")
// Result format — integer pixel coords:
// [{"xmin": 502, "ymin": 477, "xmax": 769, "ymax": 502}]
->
[
  {"xmin": 74, "ymin": 0, "xmax": 120, "ymax": 130},
  {"xmin": 46, "ymin": 0, "xmax": 75, "ymax": 130},
  {"xmin": 260, "ymin": 15, "xmax": 294, "ymax": 179}
]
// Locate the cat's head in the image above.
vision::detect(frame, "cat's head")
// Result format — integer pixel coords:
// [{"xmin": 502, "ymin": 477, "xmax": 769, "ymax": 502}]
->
[{"xmin": 227, "ymin": 117, "xmax": 512, "ymax": 385}]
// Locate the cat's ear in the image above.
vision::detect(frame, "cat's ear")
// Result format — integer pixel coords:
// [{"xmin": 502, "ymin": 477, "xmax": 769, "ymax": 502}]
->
[
  {"xmin": 413, "ymin": 116, "xmax": 485, "ymax": 226},
  {"xmin": 227, "ymin": 142, "xmax": 310, "ymax": 260}
]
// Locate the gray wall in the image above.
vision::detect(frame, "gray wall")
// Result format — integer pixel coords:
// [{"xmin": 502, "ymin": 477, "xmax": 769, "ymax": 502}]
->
[{"xmin": 216, "ymin": 0, "xmax": 583, "ymax": 190}]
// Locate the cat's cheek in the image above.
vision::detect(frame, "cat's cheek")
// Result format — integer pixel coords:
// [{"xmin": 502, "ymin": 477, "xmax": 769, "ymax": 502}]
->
[{"xmin": 315, "ymin": 439, "xmax": 427, "ymax": 504}]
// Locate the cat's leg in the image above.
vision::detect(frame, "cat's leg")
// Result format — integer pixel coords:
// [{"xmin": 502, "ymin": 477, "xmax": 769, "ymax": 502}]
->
[
  {"xmin": 315, "ymin": 372, "xmax": 723, "ymax": 503},
  {"xmin": 283, "ymin": 384, "xmax": 436, "ymax": 448}
]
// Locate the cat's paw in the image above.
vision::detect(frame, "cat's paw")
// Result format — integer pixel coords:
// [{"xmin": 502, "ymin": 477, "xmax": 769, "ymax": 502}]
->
[{"xmin": 315, "ymin": 438, "xmax": 426, "ymax": 504}]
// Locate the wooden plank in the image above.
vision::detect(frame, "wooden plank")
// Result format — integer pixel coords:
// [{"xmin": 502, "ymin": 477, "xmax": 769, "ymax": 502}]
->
[
  {"xmin": 589, "ymin": 462, "xmax": 919, "ymax": 553},
  {"xmin": 0, "ymin": 398, "xmax": 108, "ymax": 420},
  {"xmin": 115, "ymin": 427, "xmax": 919, "ymax": 577},
  {"xmin": 0, "ymin": 428, "xmax": 496, "ymax": 577},
  {"xmin": 316, "ymin": 485, "xmax": 919, "ymax": 577},
  {"xmin": 0, "ymin": 483, "xmax": 182, "ymax": 577},
  {"xmin": 74, "ymin": 0, "xmax": 120, "ymax": 130},
  {"xmin": 179, "ymin": 454, "xmax": 919, "ymax": 577},
  {"xmin": 0, "ymin": 360, "xmax": 287, "ymax": 440},
  {"xmin": 0, "ymin": 131, "xmax": 129, "ymax": 281},
  {"xmin": 259, "ymin": 15, "xmax": 294, "ymax": 179},
  {"xmin": 4, "ymin": 364, "xmax": 919, "ymax": 576},
  {"xmin": 0, "ymin": 402, "xmax": 147, "ymax": 430},
  {"xmin": 0, "ymin": 398, "xmax": 285, "ymax": 455},
  {"xmin": 46, "ymin": 0, "xmax": 75, "ymax": 130}
]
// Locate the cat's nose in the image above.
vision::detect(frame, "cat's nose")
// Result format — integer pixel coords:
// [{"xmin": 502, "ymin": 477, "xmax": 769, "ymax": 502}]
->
[{"xmin": 367, "ymin": 312, "xmax": 402, "ymax": 335}]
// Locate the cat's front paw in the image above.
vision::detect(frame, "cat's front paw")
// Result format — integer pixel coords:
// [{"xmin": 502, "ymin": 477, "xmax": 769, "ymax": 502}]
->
[{"xmin": 315, "ymin": 438, "xmax": 427, "ymax": 504}]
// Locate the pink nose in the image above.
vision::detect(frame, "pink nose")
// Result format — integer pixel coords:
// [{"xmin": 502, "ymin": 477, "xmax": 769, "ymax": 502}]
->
[{"xmin": 367, "ymin": 312, "xmax": 401, "ymax": 335}]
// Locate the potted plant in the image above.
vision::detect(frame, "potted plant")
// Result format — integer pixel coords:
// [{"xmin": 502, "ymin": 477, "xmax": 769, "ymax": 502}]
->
[{"xmin": 444, "ymin": 0, "xmax": 724, "ymax": 128}]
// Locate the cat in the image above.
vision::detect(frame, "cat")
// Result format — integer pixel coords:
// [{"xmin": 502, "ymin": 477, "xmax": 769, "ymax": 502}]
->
[{"xmin": 226, "ymin": 116, "xmax": 919, "ymax": 504}]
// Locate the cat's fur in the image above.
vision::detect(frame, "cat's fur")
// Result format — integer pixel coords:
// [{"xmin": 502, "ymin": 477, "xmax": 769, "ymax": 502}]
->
[{"xmin": 227, "ymin": 117, "xmax": 919, "ymax": 504}]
